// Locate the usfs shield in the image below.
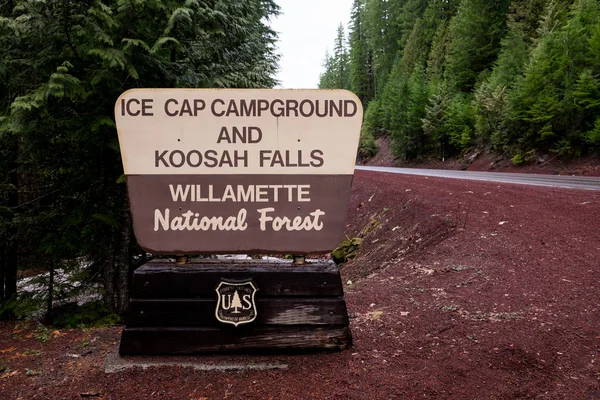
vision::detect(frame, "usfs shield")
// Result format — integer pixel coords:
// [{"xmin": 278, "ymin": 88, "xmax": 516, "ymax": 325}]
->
[{"xmin": 215, "ymin": 280, "xmax": 258, "ymax": 327}]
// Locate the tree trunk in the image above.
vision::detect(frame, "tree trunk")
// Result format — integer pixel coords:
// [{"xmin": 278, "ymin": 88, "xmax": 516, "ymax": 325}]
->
[
  {"xmin": 4, "ymin": 137, "xmax": 19, "ymax": 310},
  {"xmin": 103, "ymin": 205, "xmax": 131, "ymax": 315},
  {"xmin": 45, "ymin": 259, "xmax": 55, "ymax": 325},
  {"xmin": 0, "ymin": 252, "xmax": 4, "ymax": 302}
]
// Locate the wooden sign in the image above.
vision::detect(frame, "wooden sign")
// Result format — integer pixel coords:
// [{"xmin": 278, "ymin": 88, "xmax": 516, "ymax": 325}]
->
[{"xmin": 115, "ymin": 89, "xmax": 363, "ymax": 254}]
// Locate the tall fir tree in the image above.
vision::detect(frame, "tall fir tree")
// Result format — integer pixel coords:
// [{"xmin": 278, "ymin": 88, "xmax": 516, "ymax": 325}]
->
[
  {"xmin": 349, "ymin": 0, "xmax": 375, "ymax": 103},
  {"xmin": 444, "ymin": 0, "xmax": 512, "ymax": 93}
]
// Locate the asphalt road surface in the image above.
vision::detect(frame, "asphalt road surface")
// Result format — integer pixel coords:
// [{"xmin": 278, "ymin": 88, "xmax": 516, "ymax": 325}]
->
[{"xmin": 355, "ymin": 165, "xmax": 600, "ymax": 191}]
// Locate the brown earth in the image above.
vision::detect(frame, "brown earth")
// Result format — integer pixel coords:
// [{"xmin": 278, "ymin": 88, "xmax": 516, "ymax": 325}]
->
[
  {"xmin": 1, "ymin": 170, "xmax": 600, "ymax": 399},
  {"xmin": 364, "ymin": 136, "xmax": 600, "ymax": 176}
]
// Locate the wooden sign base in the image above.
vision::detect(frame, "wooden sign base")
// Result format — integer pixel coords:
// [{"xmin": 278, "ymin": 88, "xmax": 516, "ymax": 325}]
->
[{"xmin": 119, "ymin": 259, "xmax": 352, "ymax": 355}]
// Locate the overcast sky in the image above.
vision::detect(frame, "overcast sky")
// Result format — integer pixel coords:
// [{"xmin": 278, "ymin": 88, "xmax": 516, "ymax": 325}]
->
[{"xmin": 270, "ymin": 0, "xmax": 353, "ymax": 89}]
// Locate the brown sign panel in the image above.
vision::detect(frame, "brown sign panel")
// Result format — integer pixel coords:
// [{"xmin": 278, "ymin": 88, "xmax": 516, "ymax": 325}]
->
[{"xmin": 115, "ymin": 89, "xmax": 363, "ymax": 254}]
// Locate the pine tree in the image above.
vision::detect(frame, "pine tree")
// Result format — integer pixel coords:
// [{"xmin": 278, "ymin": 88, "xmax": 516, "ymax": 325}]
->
[
  {"xmin": 349, "ymin": 0, "xmax": 375, "ymax": 103},
  {"xmin": 507, "ymin": 0, "xmax": 550, "ymax": 42},
  {"xmin": 397, "ymin": 0, "xmax": 429, "ymax": 47},
  {"xmin": 319, "ymin": 25, "xmax": 351, "ymax": 89},
  {"xmin": 422, "ymin": 84, "xmax": 449, "ymax": 159},
  {"xmin": 403, "ymin": 65, "xmax": 431, "ymax": 159},
  {"xmin": 333, "ymin": 24, "xmax": 351, "ymax": 90},
  {"xmin": 444, "ymin": 0, "xmax": 512, "ymax": 93},
  {"xmin": 231, "ymin": 291, "xmax": 242, "ymax": 314},
  {"xmin": 319, "ymin": 51, "xmax": 338, "ymax": 89},
  {"xmin": 364, "ymin": 0, "xmax": 404, "ymax": 94},
  {"xmin": 509, "ymin": 0, "xmax": 600, "ymax": 154},
  {"xmin": 398, "ymin": 19, "xmax": 427, "ymax": 74},
  {"xmin": 474, "ymin": 29, "xmax": 530, "ymax": 146}
]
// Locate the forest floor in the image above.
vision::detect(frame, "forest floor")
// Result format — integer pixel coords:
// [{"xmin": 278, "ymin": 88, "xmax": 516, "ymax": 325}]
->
[
  {"xmin": 363, "ymin": 136, "xmax": 600, "ymax": 177},
  {"xmin": 1, "ymin": 170, "xmax": 600, "ymax": 399}
]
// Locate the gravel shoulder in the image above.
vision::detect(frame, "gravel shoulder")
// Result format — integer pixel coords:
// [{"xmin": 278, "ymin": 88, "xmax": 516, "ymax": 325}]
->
[{"xmin": 1, "ymin": 170, "xmax": 599, "ymax": 399}]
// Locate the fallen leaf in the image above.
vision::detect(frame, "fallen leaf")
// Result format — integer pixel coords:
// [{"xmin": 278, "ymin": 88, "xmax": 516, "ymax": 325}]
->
[
  {"xmin": 369, "ymin": 311, "xmax": 384, "ymax": 320},
  {"xmin": 0, "ymin": 347, "xmax": 16, "ymax": 354},
  {"xmin": 1, "ymin": 370, "xmax": 19, "ymax": 379}
]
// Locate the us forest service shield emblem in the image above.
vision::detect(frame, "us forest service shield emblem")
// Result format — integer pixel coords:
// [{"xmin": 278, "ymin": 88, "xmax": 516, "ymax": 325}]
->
[{"xmin": 215, "ymin": 280, "xmax": 258, "ymax": 327}]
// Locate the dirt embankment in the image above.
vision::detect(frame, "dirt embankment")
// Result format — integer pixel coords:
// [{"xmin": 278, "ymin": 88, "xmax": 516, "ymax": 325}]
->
[
  {"xmin": 1, "ymin": 171, "xmax": 599, "ymax": 399},
  {"xmin": 363, "ymin": 136, "xmax": 600, "ymax": 176}
]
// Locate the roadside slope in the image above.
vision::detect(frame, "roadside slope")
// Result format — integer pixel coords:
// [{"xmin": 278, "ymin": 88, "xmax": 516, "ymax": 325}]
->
[
  {"xmin": 342, "ymin": 170, "xmax": 600, "ymax": 398},
  {"xmin": 362, "ymin": 136, "xmax": 600, "ymax": 176}
]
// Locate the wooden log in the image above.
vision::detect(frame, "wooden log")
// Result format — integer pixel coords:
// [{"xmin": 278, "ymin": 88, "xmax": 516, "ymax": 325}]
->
[
  {"xmin": 130, "ymin": 261, "xmax": 343, "ymax": 298},
  {"xmin": 119, "ymin": 326, "xmax": 352, "ymax": 355},
  {"xmin": 125, "ymin": 298, "xmax": 349, "ymax": 327},
  {"xmin": 119, "ymin": 259, "xmax": 352, "ymax": 355}
]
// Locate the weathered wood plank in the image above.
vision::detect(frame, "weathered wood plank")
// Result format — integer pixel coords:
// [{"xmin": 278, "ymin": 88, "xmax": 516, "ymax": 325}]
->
[
  {"xmin": 130, "ymin": 261, "xmax": 343, "ymax": 298},
  {"xmin": 119, "ymin": 326, "xmax": 352, "ymax": 355},
  {"xmin": 125, "ymin": 298, "xmax": 349, "ymax": 327}
]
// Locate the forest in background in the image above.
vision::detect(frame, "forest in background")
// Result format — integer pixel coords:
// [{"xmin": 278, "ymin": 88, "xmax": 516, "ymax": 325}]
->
[
  {"xmin": 319, "ymin": 0, "xmax": 600, "ymax": 163},
  {"xmin": 0, "ymin": 0, "xmax": 279, "ymax": 323}
]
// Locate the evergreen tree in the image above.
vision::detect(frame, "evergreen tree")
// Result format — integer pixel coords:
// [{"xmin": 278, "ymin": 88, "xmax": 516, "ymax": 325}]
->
[
  {"xmin": 319, "ymin": 51, "xmax": 338, "ymax": 89},
  {"xmin": 320, "ymin": 0, "xmax": 600, "ymax": 161},
  {"xmin": 509, "ymin": 0, "xmax": 600, "ymax": 154},
  {"xmin": 333, "ymin": 24, "xmax": 351, "ymax": 90},
  {"xmin": 364, "ymin": 0, "xmax": 404, "ymax": 94},
  {"xmin": 397, "ymin": 0, "xmax": 428, "ymax": 47},
  {"xmin": 319, "ymin": 25, "xmax": 350, "ymax": 89},
  {"xmin": 231, "ymin": 291, "xmax": 242, "ymax": 313},
  {"xmin": 508, "ymin": 0, "xmax": 550, "ymax": 42},
  {"xmin": 402, "ymin": 65, "xmax": 431, "ymax": 159},
  {"xmin": 427, "ymin": 22, "xmax": 451, "ymax": 83},
  {"xmin": 422, "ymin": 84, "xmax": 450, "ymax": 159},
  {"xmin": 398, "ymin": 18, "xmax": 427, "ymax": 74},
  {"xmin": 444, "ymin": 0, "xmax": 511, "ymax": 93},
  {"xmin": 474, "ymin": 29, "xmax": 530, "ymax": 146},
  {"xmin": 0, "ymin": 0, "xmax": 280, "ymax": 316},
  {"xmin": 349, "ymin": 0, "xmax": 375, "ymax": 103}
]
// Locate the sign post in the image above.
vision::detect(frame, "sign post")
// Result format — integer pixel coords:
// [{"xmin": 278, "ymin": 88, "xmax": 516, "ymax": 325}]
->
[{"xmin": 115, "ymin": 89, "xmax": 362, "ymax": 354}]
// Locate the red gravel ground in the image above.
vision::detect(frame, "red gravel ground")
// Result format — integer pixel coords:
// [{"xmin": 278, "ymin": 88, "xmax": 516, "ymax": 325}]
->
[{"xmin": 1, "ymin": 170, "xmax": 600, "ymax": 399}]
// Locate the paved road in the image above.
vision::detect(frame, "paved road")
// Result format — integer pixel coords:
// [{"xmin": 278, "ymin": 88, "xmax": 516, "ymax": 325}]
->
[{"xmin": 355, "ymin": 165, "xmax": 600, "ymax": 191}]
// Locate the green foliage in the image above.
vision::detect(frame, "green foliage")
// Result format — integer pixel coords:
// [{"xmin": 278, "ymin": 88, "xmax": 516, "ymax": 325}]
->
[
  {"xmin": 51, "ymin": 301, "xmax": 120, "ymax": 329},
  {"xmin": 332, "ymin": 237, "xmax": 363, "ymax": 264},
  {"xmin": 0, "ymin": 295, "xmax": 44, "ymax": 320},
  {"xmin": 319, "ymin": 24, "xmax": 351, "ymax": 89},
  {"xmin": 444, "ymin": 93, "xmax": 476, "ymax": 152},
  {"xmin": 319, "ymin": 0, "xmax": 600, "ymax": 161},
  {"xmin": 349, "ymin": 0, "xmax": 375, "ymax": 103},
  {"xmin": 25, "ymin": 368, "xmax": 42, "ymax": 376},
  {"xmin": 33, "ymin": 325, "xmax": 50, "ymax": 343},
  {"xmin": 444, "ymin": 0, "xmax": 511, "ymax": 93},
  {"xmin": 508, "ymin": 0, "xmax": 600, "ymax": 154},
  {"xmin": 358, "ymin": 130, "xmax": 378, "ymax": 160},
  {"xmin": 0, "ymin": 0, "xmax": 280, "ymax": 315},
  {"xmin": 362, "ymin": 98, "xmax": 385, "ymax": 138},
  {"xmin": 511, "ymin": 153, "xmax": 525, "ymax": 165},
  {"xmin": 586, "ymin": 118, "xmax": 600, "ymax": 146}
]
